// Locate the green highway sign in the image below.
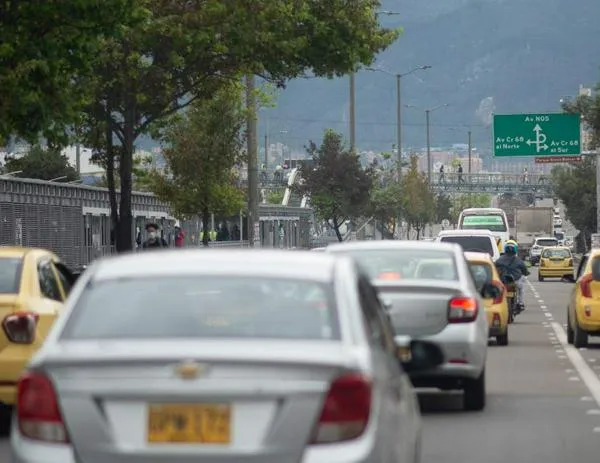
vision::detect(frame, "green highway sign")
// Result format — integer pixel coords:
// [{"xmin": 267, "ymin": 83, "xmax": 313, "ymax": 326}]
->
[{"xmin": 493, "ymin": 113, "xmax": 581, "ymax": 157}]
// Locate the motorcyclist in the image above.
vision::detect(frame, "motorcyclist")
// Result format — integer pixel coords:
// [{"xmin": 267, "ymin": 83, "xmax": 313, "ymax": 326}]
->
[{"xmin": 495, "ymin": 240, "xmax": 530, "ymax": 311}]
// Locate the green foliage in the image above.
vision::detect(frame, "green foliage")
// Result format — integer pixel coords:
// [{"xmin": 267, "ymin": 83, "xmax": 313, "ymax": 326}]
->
[
  {"xmin": 435, "ymin": 194, "xmax": 453, "ymax": 223},
  {"xmin": 265, "ymin": 190, "xmax": 285, "ymax": 205},
  {"xmin": 400, "ymin": 155, "xmax": 435, "ymax": 237},
  {"xmin": 299, "ymin": 129, "xmax": 374, "ymax": 241},
  {"xmin": 147, "ymin": 83, "xmax": 246, "ymax": 245},
  {"xmin": 0, "ymin": 1, "xmax": 137, "ymax": 144},
  {"xmin": 3, "ymin": 145, "xmax": 78, "ymax": 181},
  {"xmin": 369, "ymin": 181, "xmax": 403, "ymax": 236},
  {"xmin": 551, "ymin": 155, "xmax": 596, "ymax": 234},
  {"xmin": 561, "ymin": 86, "xmax": 600, "ymax": 150},
  {"xmin": 77, "ymin": 0, "xmax": 399, "ymax": 251},
  {"xmin": 92, "ymin": 154, "xmax": 153, "ymax": 192}
]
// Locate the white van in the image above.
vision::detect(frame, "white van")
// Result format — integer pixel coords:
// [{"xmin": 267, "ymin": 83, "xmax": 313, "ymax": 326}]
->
[
  {"xmin": 457, "ymin": 208, "xmax": 510, "ymax": 248},
  {"xmin": 436, "ymin": 229, "xmax": 501, "ymax": 261}
]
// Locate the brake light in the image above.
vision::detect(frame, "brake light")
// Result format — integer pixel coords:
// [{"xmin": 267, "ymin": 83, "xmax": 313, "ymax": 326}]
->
[
  {"xmin": 580, "ymin": 274, "xmax": 593, "ymax": 298},
  {"xmin": 448, "ymin": 297, "xmax": 478, "ymax": 323},
  {"xmin": 491, "ymin": 280, "xmax": 504, "ymax": 304},
  {"xmin": 311, "ymin": 373, "xmax": 371, "ymax": 444},
  {"xmin": 16, "ymin": 372, "xmax": 68, "ymax": 443},
  {"xmin": 3, "ymin": 311, "xmax": 39, "ymax": 344}
]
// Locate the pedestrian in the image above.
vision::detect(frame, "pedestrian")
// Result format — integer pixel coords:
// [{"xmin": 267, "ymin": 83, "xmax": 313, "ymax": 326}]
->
[
  {"xmin": 457, "ymin": 163, "xmax": 464, "ymax": 183},
  {"xmin": 439, "ymin": 165, "xmax": 445, "ymax": 183},
  {"xmin": 174, "ymin": 225, "xmax": 185, "ymax": 248},
  {"xmin": 141, "ymin": 223, "xmax": 168, "ymax": 249}
]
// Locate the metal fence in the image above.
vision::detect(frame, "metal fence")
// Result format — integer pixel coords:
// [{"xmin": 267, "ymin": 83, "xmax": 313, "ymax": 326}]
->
[{"xmin": 0, "ymin": 177, "xmax": 317, "ymax": 267}]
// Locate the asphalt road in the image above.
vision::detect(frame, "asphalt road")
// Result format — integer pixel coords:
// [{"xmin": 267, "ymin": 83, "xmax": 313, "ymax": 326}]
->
[{"xmin": 0, "ymin": 267, "xmax": 598, "ymax": 462}]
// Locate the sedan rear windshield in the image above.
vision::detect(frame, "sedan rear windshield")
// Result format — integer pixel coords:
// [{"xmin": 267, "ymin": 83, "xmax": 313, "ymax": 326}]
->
[
  {"xmin": 60, "ymin": 276, "xmax": 340, "ymax": 341},
  {"xmin": 541, "ymin": 248, "xmax": 571, "ymax": 258},
  {"xmin": 536, "ymin": 239, "xmax": 558, "ymax": 247},
  {"xmin": 334, "ymin": 249, "xmax": 458, "ymax": 281},
  {"xmin": 467, "ymin": 262, "xmax": 493, "ymax": 290},
  {"xmin": 439, "ymin": 236, "xmax": 495, "ymax": 257},
  {"xmin": 0, "ymin": 258, "xmax": 23, "ymax": 294}
]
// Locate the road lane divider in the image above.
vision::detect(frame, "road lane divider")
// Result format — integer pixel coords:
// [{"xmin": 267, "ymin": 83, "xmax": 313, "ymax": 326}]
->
[{"xmin": 551, "ymin": 321, "xmax": 600, "ymax": 407}]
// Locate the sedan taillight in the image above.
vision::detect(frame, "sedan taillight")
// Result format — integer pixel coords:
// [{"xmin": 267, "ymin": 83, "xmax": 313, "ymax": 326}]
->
[{"xmin": 3, "ymin": 311, "xmax": 38, "ymax": 344}]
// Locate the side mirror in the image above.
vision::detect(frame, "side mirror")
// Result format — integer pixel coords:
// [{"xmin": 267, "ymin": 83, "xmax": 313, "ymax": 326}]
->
[
  {"xmin": 399, "ymin": 340, "xmax": 445, "ymax": 373},
  {"xmin": 71, "ymin": 265, "xmax": 88, "ymax": 281},
  {"xmin": 480, "ymin": 282, "xmax": 501, "ymax": 299}
]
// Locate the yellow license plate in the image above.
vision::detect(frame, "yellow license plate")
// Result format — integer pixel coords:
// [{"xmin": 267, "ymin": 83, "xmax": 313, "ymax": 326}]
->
[
  {"xmin": 147, "ymin": 404, "xmax": 231, "ymax": 444},
  {"xmin": 397, "ymin": 346, "xmax": 412, "ymax": 362}
]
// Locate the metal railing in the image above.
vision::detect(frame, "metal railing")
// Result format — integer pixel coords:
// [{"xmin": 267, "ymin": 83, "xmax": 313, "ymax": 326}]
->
[{"xmin": 429, "ymin": 172, "xmax": 554, "ymax": 196}]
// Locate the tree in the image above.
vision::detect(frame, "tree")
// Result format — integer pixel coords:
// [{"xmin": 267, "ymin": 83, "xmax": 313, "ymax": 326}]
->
[
  {"xmin": 3, "ymin": 145, "xmax": 78, "ymax": 181},
  {"xmin": 265, "ymin": 190, "xmax": 285, "ymax": 205},
  {"xmin": 92, "ymin": 153, "xmax": 153, "ymax": 192},
  {"xmin": 561, "ymin": 84, "xmax": 600, "ymax": 150},
  {"xmin": 0, "ymin": 1, "xmax": 136, "ymax": 143},
  {"xmin": 80, "ymin": 0, "xmax": 399, "ymax": 252},
  {"xmin": 146, "ymin": 83, "xmax": 246, "ymax": 246},
  {"xmin": 400, "ymin": 155, "xmax": 435, "ymax": 239},
  {"xmin": 435, "ymin": 194, "xmax": 453, "ymax": 223},
  {"xmin": 370, "ymin": 181, "xmax": 403, "ymax": 237},
  {"xmin": 551, "ymin": 155, "xmax": 596, "ymax": 244},
  {"xmin": 299, "ymin": 130, "xmax": 374, "ymax": 241}
]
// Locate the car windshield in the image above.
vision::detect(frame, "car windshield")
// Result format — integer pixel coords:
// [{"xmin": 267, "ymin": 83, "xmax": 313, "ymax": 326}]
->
[
  {"xmin": 60, "ymin": 276, "xmax": 340, "ymax": 341},
  {"xmin": 467, "ymin": 262, "xmax": 493, "ymax": 291},
  {"xmin": 331, "ymin": 249, "xmax": 458, "ymax": 281},
  {"xmin": 536, "ymin": 239, "xmax": 558, "ymax": 247},
  {"xmin": 460, "ymin": 214, "xmax": 507, "ymax": 232},
  {"xmin": 440, "ymin": 236, "xmax": 494, "ymax": 256},
  {"xmin": 0, "ymin": 258, "xmax": 23, "ymax": 294},
  {"xmin": 542, "ymin": 248, "xmax": 571, "ymax": 258},
  {"xmin": 555, "ymin": 232, "xmax": 565, "ymax": 240}
]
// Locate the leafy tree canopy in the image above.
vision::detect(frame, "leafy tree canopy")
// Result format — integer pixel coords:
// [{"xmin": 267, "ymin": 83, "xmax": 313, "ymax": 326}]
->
[
  {"xmin": 79, "ymin": 0, "xmax": 399, "ymax": 251},
  {"xmin": 400, "ymin": 155, "xmax": 435, "ymax": 238},
  {"xmin": 551, "ymin": 155, "xmax": 596, "ymax": 235},
  {"xmin": 299, "ymin": 129, "xmax": 374, "ymax": 241},
  {"xmin": 147, "ymin": 82, "xmax": 246, "ymax": 245},
  {"xmin": 561, "ymin": 84, "xmax": 600, "ymax": 150},
  {"xmin": 449, "ymin": 193, "xmax": 491, "ymax": 225},
  {"xmin": 0, "ymin": 0, "xmax": 137, "ymax": 143},
  {"xmin": 3, "ymin": 145, "xmax": 78, "ymax": 182}
]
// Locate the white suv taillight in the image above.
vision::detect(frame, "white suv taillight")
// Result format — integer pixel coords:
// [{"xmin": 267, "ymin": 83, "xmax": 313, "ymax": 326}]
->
[
  {"xmin": 310, "ymin": 373, "xmax": 371, "ymax": 444},
  {"xmin": 3, "ymin": 311, "xmax": 38, "ymax": 344},
  {"xmin": 16, "ymin": 372, "xmax": 69, "ymax": 443}
]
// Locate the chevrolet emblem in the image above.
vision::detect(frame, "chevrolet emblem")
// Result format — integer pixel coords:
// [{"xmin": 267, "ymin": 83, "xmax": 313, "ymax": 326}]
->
[{"xmin": 175, "ymin": 361, "xmax": 207, "ymax": 380}]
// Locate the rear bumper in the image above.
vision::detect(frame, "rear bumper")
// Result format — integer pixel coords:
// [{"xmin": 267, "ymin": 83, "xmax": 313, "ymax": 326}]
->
[
  {"xmin": 395, "ymin": 322, "xmax": 487, "ymax": 386},
  {"xmin": 539, "ymin": 268, "xmax": 573, "ymax": 278},
  {"xmin": 11, "ymin": 429, "xmax": 75, "ymax": 463}
]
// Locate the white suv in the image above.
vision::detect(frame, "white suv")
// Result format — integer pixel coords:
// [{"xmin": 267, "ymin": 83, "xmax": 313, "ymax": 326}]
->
[
  {"xmin": 436, "ymin": 229, "xmax": 500, "ymax": 261},
  {"xmin": 529, "ymin": 236, "xmax": 559, "ymax": 265}
]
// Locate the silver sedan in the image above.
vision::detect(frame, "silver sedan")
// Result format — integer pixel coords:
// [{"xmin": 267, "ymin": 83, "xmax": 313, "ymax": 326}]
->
[
  {"xmin": 326, "ymin": 241, "xmax": 497, "ymax": 411},
  {"xmin": 12, "ymin": 249, "xmax": 442, "ymax": 463}
]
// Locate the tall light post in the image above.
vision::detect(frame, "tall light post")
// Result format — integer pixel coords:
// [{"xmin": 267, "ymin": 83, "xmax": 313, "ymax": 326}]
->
[
  {"xmin": 406, "ymin": 103, "xmax": 449, "ymax": 184},
  {"xmin": 366, "ymin": 65, "xmax": 431, "ymax": 181},
  {"xmin": 349, "ymin": 10, "xmax": 401, "ymax": 152}
]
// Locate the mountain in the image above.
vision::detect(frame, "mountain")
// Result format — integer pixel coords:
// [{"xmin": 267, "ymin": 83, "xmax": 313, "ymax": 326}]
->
[{"xmin": 263, "ymin": 0, "xmax": 600, "ymax": 158}]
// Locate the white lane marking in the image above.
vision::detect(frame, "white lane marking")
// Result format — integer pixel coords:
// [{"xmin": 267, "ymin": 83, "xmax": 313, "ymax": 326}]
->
[
  {"xmin": 586, "ymin": 409, "xmax": 600, "ymax": 415},
  {"xmin": 552, "ymin": 322, "xmax": 600, "ymax": 406},
  {"xmin": 569, "ymin": 376, "xmax": 581, "ymax": 381},
  {"xmin": 590, "ymin": 359, "xmax": 597, "ymax": 363},
  {"xmin": 558, "ymin": 355, "xmax": 567, "ymax": 359},
  {"xmin": 593, "ymin": 427, "xmax": 600, "ymax": 433},
  {"xmin": 581, "ymin": 396, "xmax": 593, "ymax": 401},
  {"xmin": 544, "ymin": 313, "xmax": 553, "ymax": 317},
  {"xmin": 541, "ymin": 305, "xmax": 548, "ymax": 309},
  {"xmin": 566, "ymin": 369, "xmax": 575, "ymax": 373}
]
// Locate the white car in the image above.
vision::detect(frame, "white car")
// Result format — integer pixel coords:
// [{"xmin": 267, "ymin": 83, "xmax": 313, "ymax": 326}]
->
[
  {"xmin": 529, "ymin": 236, "xmax": 559, "ymax": 265},
  {"xmin": 435, "ymin": 229, "xmax": 501, "ymax": 261},
  {"xmin": 11, "ymin": 250, "xmax": 443, "ymax": 463},
  {"xmin": 326, "ymin": 241, "xmax": 493, "ymax": 411}
]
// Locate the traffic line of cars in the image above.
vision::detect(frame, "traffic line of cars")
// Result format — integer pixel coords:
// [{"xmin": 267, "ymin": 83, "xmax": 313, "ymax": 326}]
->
[{"xmin": 1, "ymin": 242, "xmax": 513, "ymax": 463}]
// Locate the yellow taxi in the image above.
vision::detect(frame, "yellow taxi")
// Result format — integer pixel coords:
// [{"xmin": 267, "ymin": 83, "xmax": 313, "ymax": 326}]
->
[
  {"xmin": 0, "ymin": 247, "xmax": 77, "ymax": 432},
  {"xmin": 567, "ymin": 250, "xmax": 600, "ymax": 348},
  {"xmin": 464, "ymin": 252, "xmax": 509, "ymax": 346},
  {"xmin": 538, "ymin": 246, "xmax": 574, "ymax": 282}
]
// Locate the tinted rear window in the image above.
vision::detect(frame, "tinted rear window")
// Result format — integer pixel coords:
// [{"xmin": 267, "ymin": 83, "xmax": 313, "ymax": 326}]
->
[
  {"xmin": 460, "ymin": 214, "xmax": 507, "ymax": 232},
  {"xmin": 332, "ymin": 249, "xmax": 458, "ymax": 281},
  {"xmin": 467, "ymin": 262, "xmax": 493, "ymax": 290},
  {"xmin": 61, "ymin": 277, "xmax": 340, "ymax": 341},
  {"xmin": 542, "ymin": 248, "xmax": 571, "ymax": 258},
  {"xmin": 0, "ymin": 258, "xmax": 23, "ymax": 294},
  {"xmin": 440, "ymin": 236, "xmax": 494, "ymax": 256},
  {"xmin": 536, "ymin": 239, "xmax": 558, "ymax": 247}
]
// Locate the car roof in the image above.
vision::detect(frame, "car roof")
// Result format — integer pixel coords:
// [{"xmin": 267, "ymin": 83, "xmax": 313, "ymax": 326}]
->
[
  {"xmin": 437, "ymin": 229, "xmax": 495, "ymax": 237},
  {"xmin": 0, "ymin": 246, "xmax": 56, "ymax": 259},
  {"xmin": 464, "ymin": 251, "xmax": 494, "ymax": 263},
  {"xmin": 91, "ymin": 249, "xmax": 343, "ymax": 282},
  {"xmin": 541, "ymin": 246, "xmax": 571, "ymax": 251},
  {"xmin": 534, "ymin": 236, "xmax": 559, "ymax": 241},
  {"xmin": 326, "ymin": 240, "xmax": 461, "ymax": 254},
  {"xmin": 461, "ymin": 208, "xmax": 504, "ymax": 214}
]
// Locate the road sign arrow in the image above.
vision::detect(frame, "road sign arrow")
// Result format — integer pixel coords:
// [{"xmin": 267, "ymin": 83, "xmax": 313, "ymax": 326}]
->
[
  {"xmin": 539, "ymin": 144, "xmax": 548, "ymax": 151},
  {"xmin": 533, "ymin": 124, "xmax": 543, "ymax": 133}
]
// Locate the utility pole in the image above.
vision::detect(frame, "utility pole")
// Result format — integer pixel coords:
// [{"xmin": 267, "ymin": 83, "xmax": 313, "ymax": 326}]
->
[
  {"xmin": 426, "ymin": 109, "xmax": 431, "ymax": 184},
  {"xmin": 396, "ymin": 74, "xmax": 402, "ymax": 180},
  {"xmin": 246, "ymin": 75, "xmax": 259, "ymax": 247},
  {"xmin": 468, "ymin": 130, "xmax": 472, "ymax": 177},
  {"xmin": 75, "ymin": 143, "xmax": 81, "ymax": 176},
  {"xmin": 349, "ymin": 72, "xmax": 356, "ymax": 151},
  {"xmin": 264, "ymin": 133, "xmax": 268, "ymax": 168}
]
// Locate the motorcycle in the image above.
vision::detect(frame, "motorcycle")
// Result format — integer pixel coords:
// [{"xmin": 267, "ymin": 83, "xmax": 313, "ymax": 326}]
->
[{"xmin": 502, "ymin": 275, "xmax": 520, "ymax": 323}]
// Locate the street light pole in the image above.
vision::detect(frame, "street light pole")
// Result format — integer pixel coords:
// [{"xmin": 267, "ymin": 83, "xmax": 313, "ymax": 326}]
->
[
  {"xmin": 396, "ymin": 74, "xmax": 402, "ymax": 177},
  {"xmin": 350, "ymin": 72, "xmax": 356, "ymax": 151}
]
